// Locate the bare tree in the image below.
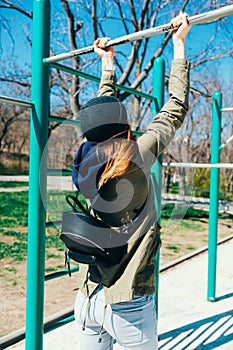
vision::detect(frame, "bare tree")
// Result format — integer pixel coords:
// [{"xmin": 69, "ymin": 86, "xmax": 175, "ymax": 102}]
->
[
  {"xmin": 0, "ymin": 0, "xmax": 233, "ymax": 180},
  {"xmin": 0, "ymin": 103, "xmax": 29, "ymax": 152},
  {"xmin": 1, "ymin": 0, "xmax": 233, "ymax": 117}
]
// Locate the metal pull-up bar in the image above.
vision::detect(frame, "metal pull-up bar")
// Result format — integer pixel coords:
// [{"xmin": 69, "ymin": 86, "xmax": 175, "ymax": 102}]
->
[
  {"xmin": 44, "ymin": 4, "xmax": 233, "ymax": 64},
  {"xmin": 0, "ymin": 95, "xmax": 34, "ymax": 108}
]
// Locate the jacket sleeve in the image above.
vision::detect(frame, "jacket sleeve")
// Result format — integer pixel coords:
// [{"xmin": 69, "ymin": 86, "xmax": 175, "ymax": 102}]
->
[
  {"xmin": 137, "ymin": 59, "xmax": 190, "ymax": 166},
  {"xmin": 97, "ymin": 72, "xmax": 117, "ymax": 97}
]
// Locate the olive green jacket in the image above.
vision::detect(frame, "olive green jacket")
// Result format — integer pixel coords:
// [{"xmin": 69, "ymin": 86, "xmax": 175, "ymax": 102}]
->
[{"xmin": 77, "ymin": 59, "xmax": 190, "ymax": 304}]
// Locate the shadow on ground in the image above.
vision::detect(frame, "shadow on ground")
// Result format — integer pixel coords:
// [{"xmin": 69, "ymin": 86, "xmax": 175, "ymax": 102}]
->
[{"xmin": 159, "ymin": 309, "xmax": 233, "ymax": 349}]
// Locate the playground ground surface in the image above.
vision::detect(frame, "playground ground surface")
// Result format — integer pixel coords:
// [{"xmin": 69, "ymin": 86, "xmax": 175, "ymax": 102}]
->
[
  {"xmin": 1, "ymin": 237, "xmax": 232, "ymax": 350},
  {"xmin": 0, "ymin": 176, "xmax": 232, "ymax": 349}
]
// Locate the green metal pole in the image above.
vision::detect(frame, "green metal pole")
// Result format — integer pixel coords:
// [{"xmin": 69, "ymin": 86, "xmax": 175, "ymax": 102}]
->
[
  {"xmin": 152, "ymin": 57, "xmax": 165, "ymax": 314},
  {"xmin": 207, "ymin": 91, "xmax": 222, "ymax": 301},
  {"xmin": 26, "ymin": 1, "xmax": 50, "ymax": 349}
]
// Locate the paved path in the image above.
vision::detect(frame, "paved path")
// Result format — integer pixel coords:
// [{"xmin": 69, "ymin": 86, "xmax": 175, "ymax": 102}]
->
[
  {"xmin": 0, "ymin": 175, "xmax": 75, "ymax": 192},
  {"xmin": 4, "ymin": 239, "xmax": 233, "ymax": 350}
]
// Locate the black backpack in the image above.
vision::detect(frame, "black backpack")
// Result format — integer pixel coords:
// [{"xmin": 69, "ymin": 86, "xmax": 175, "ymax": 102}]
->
[{"xmin": 60, "ymin": 192, "xmax": 128, "ymax": 277}]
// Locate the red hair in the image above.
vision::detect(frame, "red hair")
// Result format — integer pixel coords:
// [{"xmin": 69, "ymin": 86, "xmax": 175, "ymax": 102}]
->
[{"xmin": 97, "ymin": 129, "xmax": 135, "ymax": 188}]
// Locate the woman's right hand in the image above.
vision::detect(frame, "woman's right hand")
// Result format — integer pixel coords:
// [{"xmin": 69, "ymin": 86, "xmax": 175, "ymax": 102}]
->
[
  {"xmin": 170, "ymin": 13, "xmax": 191, "ymax": 59},
  {"xmin": 171, "ymin": 12, "xmax": 191, "ymax": 43},
  {"xmin": 94, "ymin": 37, "xmax": 114, "ymax": 60}
]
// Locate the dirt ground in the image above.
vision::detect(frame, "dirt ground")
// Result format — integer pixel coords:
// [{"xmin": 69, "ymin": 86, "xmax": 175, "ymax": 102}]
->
[
  {"xmin": 0, "ymin": 256, "xmax": 79, "ymax": 338},
  {"xmin": 0, "ymin": 218, "xmax": 232, "ymax": 338}
]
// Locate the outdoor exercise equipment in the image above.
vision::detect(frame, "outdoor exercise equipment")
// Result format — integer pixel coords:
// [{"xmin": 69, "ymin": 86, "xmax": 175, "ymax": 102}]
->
[
  {"xmin": 44, "ymin": 4, "xmax": 233, "ymax": 64},
  {"xmin": 1, "ymin": 1, "xmax": 233, "ymax": 349},
  {"xmin": 0, "ymin": 96, "xmax": 33, "ymax": 108}
]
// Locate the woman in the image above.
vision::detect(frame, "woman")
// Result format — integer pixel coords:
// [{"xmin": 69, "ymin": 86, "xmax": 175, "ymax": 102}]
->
[{"xmin": 72, "ymin": 13, "xmax": 191, "ymax": 350}]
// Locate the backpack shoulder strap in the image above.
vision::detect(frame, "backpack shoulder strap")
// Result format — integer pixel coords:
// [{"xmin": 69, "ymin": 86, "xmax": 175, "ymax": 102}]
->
[
  {"xmin": 66, "ymin": 192, "xmax": 88, "ymax": 213},
  {"xmin": 66, "ymin": 191, "xmax": 111, "ymax": 226}
]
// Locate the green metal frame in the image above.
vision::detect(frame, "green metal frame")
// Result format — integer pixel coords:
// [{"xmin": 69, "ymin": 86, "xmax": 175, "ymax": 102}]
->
[
  {"xmin": 207, "ymin": 92, "xmax": 222, "ymax": 301},
  {"xmin": 47, "ymin": 62, "xmax": 159, "ymax": 111},
  {"xmin": 151, "ymin": 57, "xmax": 165, "ymax": 314},
  {"xmin": 0, "ymin": 96, "xmax": 34, "ymax": 108},
  {"xmin": 26, "ymin": 1, "xmax": 50, "ymax": 349}
]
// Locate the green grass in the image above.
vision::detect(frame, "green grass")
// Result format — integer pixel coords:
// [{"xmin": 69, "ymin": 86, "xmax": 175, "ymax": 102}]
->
[
  {"xmin": 218, "ymin": 212, "xmax": 233, "ymax": 221},
  {"xmin": 45, "ymin": 251, "xmax": 63, "ymax": 259},
  {"xmin": 2, "ymin": 230, "xmax": 27, "ymax": 241},
  {"xmin": 161, "ymin": 219, "xmax": 205, "ymax": 234},
  {"xmin": 4, "ymin": 266, "xmax": 17, "ymax": 274},
  {"xmin": 0, "ymin": 191, "xmax": 28, "ymax": 227},
  {"xmin": 46, "ymin": 232, "xmax": 64, "ymax": 251},
  {"xmin": 186, "ymin": 244, "xmax": 195, "ymax": 250},
  {"xmin": 0, "ymin": 241, "xmax": 27, "ymax": 260},
  {"xmin": 45, "ymin": 265, "xmax": 65, "ymax": 273},
  {"xmin": 0, "ymin": 191, "xmax": 232, "ymax": 265},
  {"xmin": 177, "ymin": 220, "xmax": 204, "ymax": 231},
  {"xmin": 46, "ymin": 190, "xmax": 72, "ymax": 222},
  {"xmin": 0, "ymin": 189, "xmax": 79, "ymax": 263},
  {"xmin": 0, "ymin": 228, "xmax": 64, "ymax": 262},
  {"xmin": 165, "ymin": 244, "xmax": 181, "ymax": 252},
  {"xmin": 0, "ymin": 189, "xmax": 78, "ymax": 227},
  {"xmin": 161, "ymin": 204, "xmax": 209, "ymax": 219},
  {"xmin": 0, "ymin": 181, "xmax": 28, "ymax": 188}
]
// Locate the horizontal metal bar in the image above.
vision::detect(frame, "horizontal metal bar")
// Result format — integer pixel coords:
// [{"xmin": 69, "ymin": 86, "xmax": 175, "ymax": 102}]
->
[
  {"xmin": 46, "ymin": 220, "xmax": 62, "ymax": 228},
  {"xmin": 219, "ymin": 135, "xmax": 233, "ymax": 150},
  {"xmin": 49, "ymin": 115, "xmax": 80, "ymax": 126},
  {"xmin": 45, "ymin": 266, "xmax": 79, "ymax": 281},
  {"xmin": 189, "ymin": 87, "xmax": 212, "ymax": 100},
  {"xmin": 162, "ymin": 162, "xmax": 233, "ymax": 169},
  {"xmin": 43, "ymin": 5, "xmax": 233, "ymax": 63},
  {"xmin": 44, "ymin": 315, "xmax": 74, "ymax": 334},
  {"xmin": 50, "ymin": 63, "xmax": 211, "ymax": 103},
  {"xmin": 50, "ymin": 63, "xmax": 212, "ymax": 103},
  {"xmin": 165, "ymin": 75, "xmax": 212, "ymax": 100},
  {"xmin": 0, "ymin": 95, "xmax": 34, "ymax": 108},
  {"xmin": 221, "ymin": 107, "xmax": 233, "ymax": 112},
  {"xmin": 47, "ymin": 168, "xmax": 72, "ymax": 175},
  {"xmin": 48, "ymin": 63, "xmax": 159, "ymax": 106},
  {"xmin": 49, "ymin": 114, "xmax": 143, "ymax": 137}
]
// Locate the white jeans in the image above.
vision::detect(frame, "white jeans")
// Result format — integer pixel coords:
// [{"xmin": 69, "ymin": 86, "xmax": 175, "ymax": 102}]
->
[{"xmin": 74, "ymin": 285, "xmax": 158, "ymax": 350}]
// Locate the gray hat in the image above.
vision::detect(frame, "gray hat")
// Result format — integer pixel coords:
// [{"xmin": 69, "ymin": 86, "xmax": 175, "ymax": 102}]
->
[{"xmin": 80, "ymin": 96, "xmax": 129, "ymax": 142}]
